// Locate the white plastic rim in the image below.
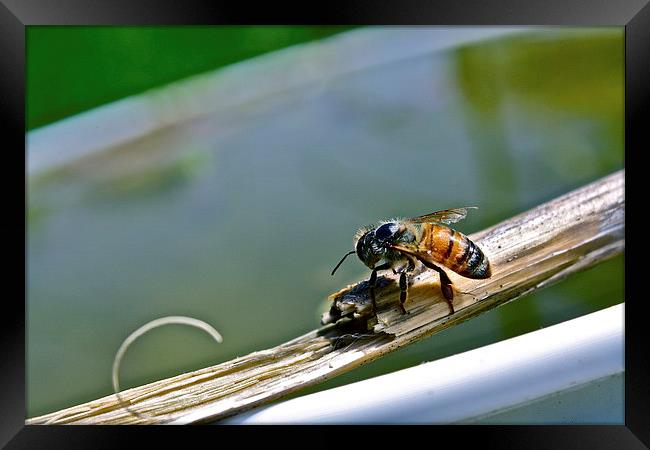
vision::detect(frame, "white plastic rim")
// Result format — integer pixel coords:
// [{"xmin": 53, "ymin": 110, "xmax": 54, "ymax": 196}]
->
[{"xmin": 219, "ymin": 303, "xmax": 624, "ymax": 424}]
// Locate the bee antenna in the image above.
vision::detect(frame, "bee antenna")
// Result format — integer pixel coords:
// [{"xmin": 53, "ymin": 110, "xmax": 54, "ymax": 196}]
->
[{"xmin": 331, "ymin": 250, "xmax": 356, "ymax": 276}]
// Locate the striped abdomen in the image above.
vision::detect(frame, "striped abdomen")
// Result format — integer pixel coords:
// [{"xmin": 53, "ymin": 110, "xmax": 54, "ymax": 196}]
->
[{"xmin": 420, "ymin": 224, "xmax": 491, "ymax": 279}]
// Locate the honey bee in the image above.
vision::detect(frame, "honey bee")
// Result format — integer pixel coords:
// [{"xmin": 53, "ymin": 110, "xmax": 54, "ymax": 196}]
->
[{"xmin": 331, "ymin": 207, "xmax": 491, "ymax": 315}]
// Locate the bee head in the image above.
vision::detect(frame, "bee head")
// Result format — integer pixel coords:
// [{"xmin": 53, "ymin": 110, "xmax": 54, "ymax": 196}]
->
[
  {"xmin": 355, "ymin": 222, "xmax": 399, "ymax": 269},
  {"xmin": 354, "ymin": 231, "xmax": 379, "ymax": 269},
  {"xmin": 331, "ymin": 222, "xmax": 401, "ymax": 276},
  {"xmin": 375, "ymin": 222, "xmax": 400, "ymax": 243}
]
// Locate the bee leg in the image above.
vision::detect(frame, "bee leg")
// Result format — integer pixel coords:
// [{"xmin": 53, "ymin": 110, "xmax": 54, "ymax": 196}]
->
[
  {"xmin": 369, "ymin": 269, "xmax": 379, "ymax": 312},
  {"xmin": 368, "ymin": 263, "xmax": 391, "ymax": 314},
  {"xmin": 398, "ymin": 272, "xmax": 408, "ymax": 315},
  {"xmin": 436, "ymin": 269, "xmax": 455, "ymax": 314},
  {"xmin": 438, "ymin": 270, "xmax": 456, "ymax": 315},
  {"xmin": 418, "ymin": 259, "xmax": 455, "ymax": 314}
]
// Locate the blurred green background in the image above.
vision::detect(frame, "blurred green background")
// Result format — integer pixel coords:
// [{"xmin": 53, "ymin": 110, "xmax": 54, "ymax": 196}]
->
[
  {"xmin": 27, "ymin": 26, "xmax": 353, "ymax": 130},
  {"xmin": 27, "ymin": 26, "xmax": 624, "ymax": 420}
]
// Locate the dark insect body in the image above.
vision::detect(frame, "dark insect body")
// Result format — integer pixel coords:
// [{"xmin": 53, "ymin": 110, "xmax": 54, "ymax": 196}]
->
[{"xmin": 332, "ymin": 207, "xmax": 491, "ymax": 315}]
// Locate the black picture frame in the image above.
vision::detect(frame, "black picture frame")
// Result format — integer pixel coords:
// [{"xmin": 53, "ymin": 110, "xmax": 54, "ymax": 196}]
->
[{"xmin": 3, "ymin": 0, "xmax": 646, "ymax": 447}]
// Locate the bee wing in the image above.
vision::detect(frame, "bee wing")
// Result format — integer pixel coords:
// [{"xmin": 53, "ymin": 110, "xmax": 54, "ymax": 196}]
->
[{"xmin": 403, "ymin": 207, "xmax": 478, "ymax": 225}]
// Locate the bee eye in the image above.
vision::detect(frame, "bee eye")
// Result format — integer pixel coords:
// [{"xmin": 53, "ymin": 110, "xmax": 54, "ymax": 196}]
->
[
  {"xmin": 375, "ymin": 223, "xmax": 397, "ymax": 241},
  {"xmin": 356, "ymin": 231, "xmax": 371, "ymax": 254}
]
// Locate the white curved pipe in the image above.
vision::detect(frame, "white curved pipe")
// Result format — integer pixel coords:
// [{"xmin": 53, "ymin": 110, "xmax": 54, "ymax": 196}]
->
[{"xmin": 221, "ymin": 303, "xmax": 624, "ymax": 424}]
